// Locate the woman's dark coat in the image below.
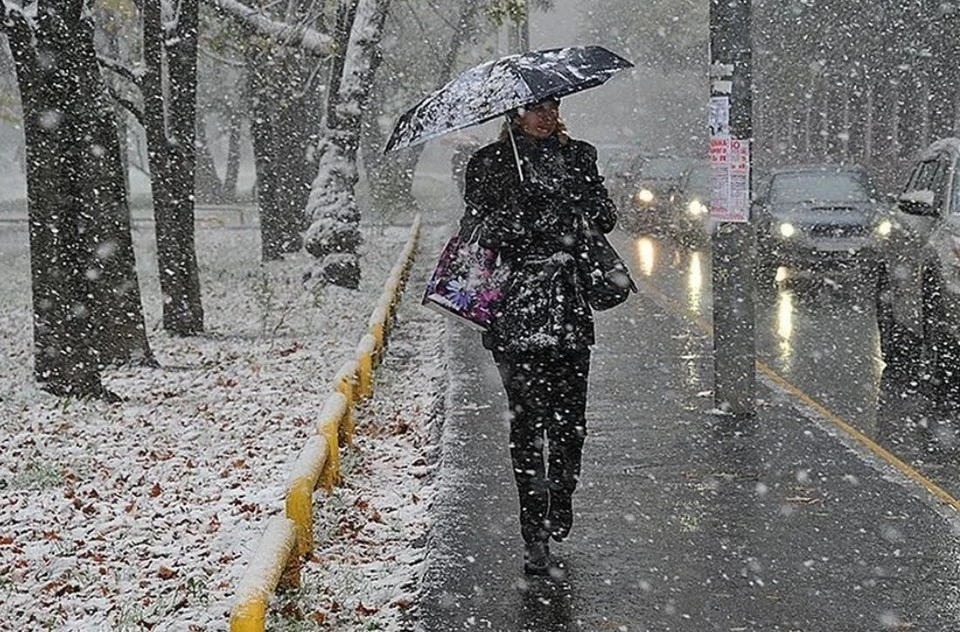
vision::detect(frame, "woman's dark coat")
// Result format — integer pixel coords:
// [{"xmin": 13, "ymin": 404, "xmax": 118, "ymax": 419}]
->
[{"xmin": 459, "ymin": 134, "xmax": 618, "ymax": 354}]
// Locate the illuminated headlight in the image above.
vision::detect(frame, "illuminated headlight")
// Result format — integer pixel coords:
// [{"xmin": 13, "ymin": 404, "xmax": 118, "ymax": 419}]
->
[
  {"xmin": 875, "ymin": 219, "xmax": 892, "ymax": 237},
  {"xmin": 634, "ymin": 188, "xmax": 655, "ymax": 205},
  {"xmin": 779, "ymin": 222, "xmax": 796, "ymax": 238},
  {"xmin": 687, "ymin": 199, "xmax": 707, "ymax": 216}
]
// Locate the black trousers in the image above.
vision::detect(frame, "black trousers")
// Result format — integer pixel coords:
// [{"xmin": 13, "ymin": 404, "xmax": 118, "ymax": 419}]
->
[{"xmin": 493, "ymin": 348, "xmax": 591, "ymax": 543}]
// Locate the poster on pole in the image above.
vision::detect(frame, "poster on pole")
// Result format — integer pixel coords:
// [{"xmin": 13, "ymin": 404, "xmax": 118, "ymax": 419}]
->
[
  {"xmin": 728, "ymin": 138, "xmax": 750, "ymax": 222},
  {"xmin": 708, "ymin": 96, "xmax": 750, "ymax": 223}
]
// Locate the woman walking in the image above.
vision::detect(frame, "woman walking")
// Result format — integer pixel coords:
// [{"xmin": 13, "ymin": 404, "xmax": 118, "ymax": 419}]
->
[{"xmin": 458, "ymin": 96, "xmax": 618, "ymax": 575}]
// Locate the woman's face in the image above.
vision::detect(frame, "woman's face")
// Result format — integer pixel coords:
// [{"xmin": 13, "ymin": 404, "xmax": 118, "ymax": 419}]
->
[{"xmin": 517, "ymin": 101, "xmax": 559, "ymax": 139}]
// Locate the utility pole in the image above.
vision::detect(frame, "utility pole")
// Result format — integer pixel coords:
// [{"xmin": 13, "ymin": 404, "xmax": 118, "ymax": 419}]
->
[{"xmin": 709, "ymin": 0, "xmax": 755, "ymax": 416}]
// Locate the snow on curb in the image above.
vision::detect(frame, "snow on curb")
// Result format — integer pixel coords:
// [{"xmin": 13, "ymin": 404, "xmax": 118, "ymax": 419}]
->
[{"xmin": 230, "ymin": 516, "xmax": 300, "ymax": 632}]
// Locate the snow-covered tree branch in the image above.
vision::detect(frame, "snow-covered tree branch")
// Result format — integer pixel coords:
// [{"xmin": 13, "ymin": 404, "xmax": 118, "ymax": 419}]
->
[
  {"xmin": 97, "ymin": 54, "xmax": 143, "ymax": 86},
  {"xmin": 204, "ymin": 0, "xmax": 333, "ymax": 55}
]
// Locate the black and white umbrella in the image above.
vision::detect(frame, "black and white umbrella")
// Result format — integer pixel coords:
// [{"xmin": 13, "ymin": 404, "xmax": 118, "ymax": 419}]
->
[{"xmin": 383, "ymin": 46, "xmax": 633, "ymax": 154}]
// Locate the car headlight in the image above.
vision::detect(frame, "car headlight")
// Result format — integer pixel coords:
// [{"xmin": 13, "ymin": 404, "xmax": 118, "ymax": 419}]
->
[
  {"xmin": 687, "ymin": 199, "xmax": 707, "ymax": 216},
  {"xmin": 875, "ymin": 219, "xmax": 892, "ymax": 237},
  {"xmin": 779, "ymin": 222, "xmax": 796, "ymax": 238},
  {"xmin": 634, "ymin": 188, "xmax": 655, "ymax": 205}
]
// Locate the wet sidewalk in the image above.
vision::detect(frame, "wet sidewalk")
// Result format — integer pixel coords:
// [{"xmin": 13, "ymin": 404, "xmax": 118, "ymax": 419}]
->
[{"xmin": 417, "ymin": 253, "xmax": 960, "ymax": 632}]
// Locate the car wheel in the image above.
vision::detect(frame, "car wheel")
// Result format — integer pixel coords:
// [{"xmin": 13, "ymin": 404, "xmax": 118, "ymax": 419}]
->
[
  {"xmin": 921, "ymin": 271, "xmax": 960, "ymax": 398},
  {"xmin": 876, "ymin": 265, "xmax": 919, "ymax": 374}
]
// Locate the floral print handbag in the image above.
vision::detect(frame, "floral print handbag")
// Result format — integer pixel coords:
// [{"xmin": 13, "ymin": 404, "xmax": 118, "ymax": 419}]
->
[{"xmin": 422, "ymin": 232, "xmax": 511, "ymax": 331}]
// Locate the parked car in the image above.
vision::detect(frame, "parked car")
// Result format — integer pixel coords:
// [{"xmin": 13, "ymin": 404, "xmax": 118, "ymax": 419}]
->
[
  {"xmin": 619, "ymin": 155, "xmax": 695, "ymax": 233},
  {"xmin": 875, "ymin": 138, "xmax": 960, "ymax": 386},
  {"xmin": 753, "ymin": 164, "xmax": 890, "ymax": 289},
  {"xmin": 667, "ymin": 162, "xmax": 713, "ymax": 247}
]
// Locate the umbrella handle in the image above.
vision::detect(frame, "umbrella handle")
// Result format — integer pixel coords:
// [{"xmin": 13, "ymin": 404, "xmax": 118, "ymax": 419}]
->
[{"xmin": 505, "ymin": 116, "xmax": 525, "ymax": 183}]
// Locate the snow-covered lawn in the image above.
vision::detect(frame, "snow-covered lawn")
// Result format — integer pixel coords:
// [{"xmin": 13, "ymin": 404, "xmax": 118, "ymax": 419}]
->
[{"xmin": 0, "ymin": 217, "xmax": 448, "ymax": 630}]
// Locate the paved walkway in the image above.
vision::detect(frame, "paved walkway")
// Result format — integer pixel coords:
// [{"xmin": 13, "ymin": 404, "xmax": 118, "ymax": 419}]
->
[{"xmin": 418, "ymin": 232, "xmax": 960, "ymax": 631}]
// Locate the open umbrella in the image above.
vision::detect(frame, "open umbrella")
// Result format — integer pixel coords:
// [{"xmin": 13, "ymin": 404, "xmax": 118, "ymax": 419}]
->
[{"xmin": 383, "ymin": 45, "xmax": 633, "ymax": 155}]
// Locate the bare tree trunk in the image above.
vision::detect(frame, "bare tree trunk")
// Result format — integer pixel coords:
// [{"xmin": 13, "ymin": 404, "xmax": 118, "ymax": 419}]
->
[
  {"xmin": 840, "ymin": 81, "xmax": 850, "ymax": 162},
  {"xmin": 890, "ymin": 80, "xmax": 902, "ymax": 160},
  {"xmin": 195, "ymin": 117, "xmax": 227, "ymax": 203},
  {"xmin": 920, "ymin": 74, "xmax": 931, "ymax": 150},
  {"xmin": 5, "ymin": 0, "xmax": 151, "ymax": 398},
  {"xmin": 244, "ymin": 0, "xmax": 326, "ymax": 262},
  {"xmin": 224, "ymin": 112, "xmax": 242, "ymax": 199},
  {"xmin": 142, "ymin": 0, "xmax": 204, "ymax": 335},
  {"xmin": 246, "ymin": 45, "xmax": 320, "ymax": 260}
]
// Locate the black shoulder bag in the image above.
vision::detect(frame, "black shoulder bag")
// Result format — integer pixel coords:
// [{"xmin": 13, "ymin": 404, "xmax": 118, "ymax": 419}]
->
[{"xmin": 579, "ymin": 220, "xmax": 638, "ymax": 311}]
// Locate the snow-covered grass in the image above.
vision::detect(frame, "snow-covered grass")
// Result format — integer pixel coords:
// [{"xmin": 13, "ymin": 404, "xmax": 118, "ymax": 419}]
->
[{"xmin": 0, "ymin": 217, "xmax": 447, "ymax": 631}]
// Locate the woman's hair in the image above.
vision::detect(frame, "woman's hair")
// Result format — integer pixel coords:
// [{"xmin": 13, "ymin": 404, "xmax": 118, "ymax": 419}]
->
[{"xmin": 499, "ymin": 103, "xmax": 570, "ymax": 145}]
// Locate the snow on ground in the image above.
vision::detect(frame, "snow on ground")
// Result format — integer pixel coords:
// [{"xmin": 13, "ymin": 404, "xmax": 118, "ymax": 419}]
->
[{"xmin": 0, "ymin": 216, "xmax": 449, "ymax": 631}]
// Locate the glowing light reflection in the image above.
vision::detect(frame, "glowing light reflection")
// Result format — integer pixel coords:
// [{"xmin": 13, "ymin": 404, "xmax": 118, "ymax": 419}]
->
[
  {"xmin": 688, "ymin": 252, "xmax": 703, "ymax": 313},
  {"xmin": 637, "ymin": 238, "xmax": 656, "ymax": 276},
  {"xmin": 777, "ymin": 290, "xmax": 794, "ymax": 369}
]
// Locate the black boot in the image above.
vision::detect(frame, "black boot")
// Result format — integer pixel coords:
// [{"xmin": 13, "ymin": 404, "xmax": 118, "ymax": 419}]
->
[
  {"xmin": 523, "ymin": 541, "xmax": 551, "ymax": 576},
  {"xmin": 547, "ymin": 492, "xmax": 573, "ymax": 542}
]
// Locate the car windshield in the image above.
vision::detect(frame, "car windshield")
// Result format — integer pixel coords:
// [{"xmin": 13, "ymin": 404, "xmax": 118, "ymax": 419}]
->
[{"xmin": 770, "ymin": 172, "xmax": 869, "ymax": 203}]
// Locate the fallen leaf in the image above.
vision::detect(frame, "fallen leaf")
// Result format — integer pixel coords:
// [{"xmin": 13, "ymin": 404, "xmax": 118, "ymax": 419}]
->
[
  {"xmin": 157, "ymin": 566, "xmax": 178, "ymax": 580},
  {"xmin": 355, "ymin": 601, "xmax": 378, "ymax": 615},
  {"xmin": 279, "ymin": 601, "xmax": 303, "ymax": 620}
]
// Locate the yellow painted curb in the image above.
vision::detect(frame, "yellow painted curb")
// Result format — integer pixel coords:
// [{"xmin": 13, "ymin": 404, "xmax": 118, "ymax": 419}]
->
[
  {"xmin": 285, "ymin": 435, "xmax": 329, "ymax": 556},
  {"xmin": 333, "ymin": 360, "xmax": 358, "ymax": 446},
  {"xmin": 318, "ymin": 392, "xmax": 347, "ymax": 491},
  {"xmin": 229, "ymin": 515, "xmax": 300, "ymax": 632},
  {"xmin": 224, "ymin": 216, "xmax": 422, "ymax": 632},
  {"xmin": 356, "ymin": 333, "xmax": 376, "ymax": 400}
]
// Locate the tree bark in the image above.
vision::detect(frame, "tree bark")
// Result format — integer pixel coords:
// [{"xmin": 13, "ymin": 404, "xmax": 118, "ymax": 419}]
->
[
  {"xmin": 246, "ymin": 43, "xmax": 321, "ymax": 260},
  {"xmin": 302, "ymin": 0, "xmax": 364, "ymax": 288},
  {"xmin": 224, "ymin": 111, "xmax": 242, "ymax": 199},
  {"xmin": 4, "ymin": 1, "xmax": 152, "ymax": 397},
  {"xmin": 142, "ymin": 0, "xmax": 205, "ymax": 336},
  {"xmin": 303, "ymin": 0, "xmax": 392, "ymax": 288},
  {"xmin": 195, "ymin": 117, "xmax": 227, "ymax": 203}
]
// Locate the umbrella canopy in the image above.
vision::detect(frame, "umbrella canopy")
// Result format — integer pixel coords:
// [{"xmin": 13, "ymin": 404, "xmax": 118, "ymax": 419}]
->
[{"xmin": 383, "ymin": 45, "xmax": 633, "ymax": 153}]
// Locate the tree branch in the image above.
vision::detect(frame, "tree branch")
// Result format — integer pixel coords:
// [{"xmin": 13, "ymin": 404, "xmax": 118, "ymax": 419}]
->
[
  {"xmin": 106, "ymin": 85, "xmax": 146, "ymax": 128},
  {"xmin": 203, "ymin": 0, "xmax": 333, "ymax": 55},
  {"xmin": 97, "ymin": 55, "xmax": 143, "ymax": 87},
  {"xmin": 198, "ymin": 45, "xmax": 245, "ymax": 67}
]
